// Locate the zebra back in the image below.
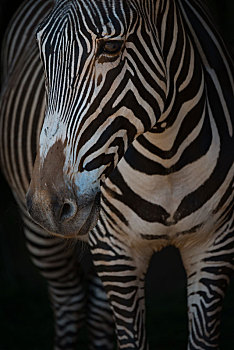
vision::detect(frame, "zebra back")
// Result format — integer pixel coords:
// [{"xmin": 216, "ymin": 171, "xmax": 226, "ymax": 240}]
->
[{"xmin": 0, "ymin": 0, "xmax": 53, "ymax": 204}]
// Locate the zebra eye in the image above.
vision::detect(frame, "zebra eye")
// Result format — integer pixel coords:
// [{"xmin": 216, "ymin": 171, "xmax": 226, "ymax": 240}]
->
[
  {"xmin": 98, "ymin": 39, "xmax": 123, "ymax": 56},
  {"xmin": 104, "ymin": 40, "xmax": 123, "ymax": 54}
]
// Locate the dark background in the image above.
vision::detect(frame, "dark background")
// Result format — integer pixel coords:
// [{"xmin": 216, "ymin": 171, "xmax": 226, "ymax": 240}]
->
[{"xmin": 0, "ymin": 1, "xmax": 234, "ymax": 349}]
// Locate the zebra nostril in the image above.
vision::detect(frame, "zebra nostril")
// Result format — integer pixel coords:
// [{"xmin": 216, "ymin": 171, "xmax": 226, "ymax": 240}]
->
[{"xmin": 59, "ymin": 200, "xmax": 77, "ymax": 222}]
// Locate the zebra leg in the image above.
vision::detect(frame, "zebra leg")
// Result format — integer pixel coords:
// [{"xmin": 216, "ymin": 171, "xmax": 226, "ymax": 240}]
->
[
  {"xmin": 180, "ymin": 230, "xmax": 234, "ymax": 350},
  {"xmin": 90, "ymin": 233, "xmax": 151, "ymax": 350},
  {"xmin": 22, "ymin": 214, "xmax": 86, "ymax": 350},
  {"xmin": 87, "ymin": 272, "xmax": 115, "ymax": 349},
  {"xmin": 79, "ymin": 248, "xmax": 115, "ymax": 349}
]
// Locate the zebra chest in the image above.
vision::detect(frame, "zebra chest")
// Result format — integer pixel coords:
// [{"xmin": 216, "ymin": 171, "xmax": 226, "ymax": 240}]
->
[{"xmin": 103, "ymin": 156, "xmax": 219, "ymax": 247}]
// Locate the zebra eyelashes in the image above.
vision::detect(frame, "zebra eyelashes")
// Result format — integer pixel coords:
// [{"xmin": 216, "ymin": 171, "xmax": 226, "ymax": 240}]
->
[{"xmin": 96, "ymin": 39, "xmax": 124, "ymax": 57}]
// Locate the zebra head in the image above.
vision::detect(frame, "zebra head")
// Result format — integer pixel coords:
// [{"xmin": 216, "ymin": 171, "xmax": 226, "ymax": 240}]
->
[{"xmin": 26, "ymin": 0, "xmax": 167, "ymax": 238}]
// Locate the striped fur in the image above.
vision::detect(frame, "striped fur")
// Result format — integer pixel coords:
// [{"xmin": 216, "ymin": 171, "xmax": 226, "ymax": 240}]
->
[
  {"xmin": 22, "ymin": 0, "xmax": 234, "ymax": 349},
  {"xmin": 0, "ymin": 1, "xmax": 115, "ymax": 349}
]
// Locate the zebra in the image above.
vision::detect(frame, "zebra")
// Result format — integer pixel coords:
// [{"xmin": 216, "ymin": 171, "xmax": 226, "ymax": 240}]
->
[
  {"xmin": 0, "ymin": 0, "xmax": 115, "ymax": 349},
  {"xmin": 20, "ymin": 0, "xmax": 234, "ymax": 348}
]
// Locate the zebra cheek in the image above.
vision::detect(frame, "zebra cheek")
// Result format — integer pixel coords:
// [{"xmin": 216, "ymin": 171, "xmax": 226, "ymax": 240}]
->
[{"xmin": 97, "ymin": 74, "xmax": 103, "ymax": 86}]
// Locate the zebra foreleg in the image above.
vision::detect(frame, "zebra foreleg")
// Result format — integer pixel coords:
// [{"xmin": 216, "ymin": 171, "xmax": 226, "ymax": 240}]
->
[
  {"xmin": 90, "ymin": 234, "xmax": 151, "ymax": 350},
  {"xmin": 180, "ymin": 230, "xmax": 234, "ymax": 350},
  {"xmin": 87, "ymin": 273, "xmax": 116, "ymax": 349},
  {"xmin": 23, "ymin": 218, "xmax": 86, "ymax": 350}
]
